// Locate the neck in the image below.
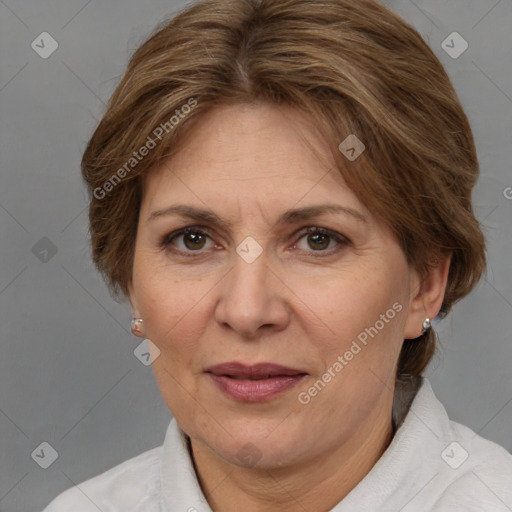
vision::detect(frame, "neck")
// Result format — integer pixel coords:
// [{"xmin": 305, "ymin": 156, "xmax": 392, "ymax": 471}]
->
[{"xmin": 189, "ymin": 397, "xmax": 395, "ymax": 512}]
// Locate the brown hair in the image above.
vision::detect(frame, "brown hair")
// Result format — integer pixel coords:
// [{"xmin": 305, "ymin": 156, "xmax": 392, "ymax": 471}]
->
[{"xmin": 81, "ymin": 0, "xmax": 486, "ymax": 377}]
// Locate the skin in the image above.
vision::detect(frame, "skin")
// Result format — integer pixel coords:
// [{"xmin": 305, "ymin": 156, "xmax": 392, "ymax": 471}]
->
[{"xmin": 128, "ymin": 103, "xmax": 451, "ymax": 512}]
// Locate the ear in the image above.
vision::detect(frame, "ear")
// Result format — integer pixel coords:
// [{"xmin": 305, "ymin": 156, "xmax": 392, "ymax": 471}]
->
[{"xmin": 403, "ymin": 252, "xmax": 452, "ymax": 339}]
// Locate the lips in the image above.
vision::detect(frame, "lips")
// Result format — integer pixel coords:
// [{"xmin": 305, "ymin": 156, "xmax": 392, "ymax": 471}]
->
[
  {"xmin": 205, "ymin": 362, "xmax": 307, "ymax": 379},
  {"xmin": 205, "ymin": 362, "xmax": 308, "ymax": 402}
]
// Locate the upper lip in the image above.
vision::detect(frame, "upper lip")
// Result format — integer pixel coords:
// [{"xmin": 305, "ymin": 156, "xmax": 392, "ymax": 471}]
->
[{"xmin": 206, "ymin": 362, "xmax": 307, "ymax": 378}]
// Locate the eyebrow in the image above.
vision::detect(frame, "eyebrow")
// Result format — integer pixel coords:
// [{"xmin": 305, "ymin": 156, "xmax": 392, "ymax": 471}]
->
[{"xmin": 147, "ymin": 204, "xmax": 368, "ymax": 228}]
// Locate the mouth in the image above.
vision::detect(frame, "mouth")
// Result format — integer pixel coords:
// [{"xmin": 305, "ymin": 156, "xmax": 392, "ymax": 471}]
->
[
  {"xmin": 205, "ymin": 362, "xmax": 308, "ymax": 402},
  {"xmin": 206, "ymin": 362, "xmax": 307, "ymax": 379}
]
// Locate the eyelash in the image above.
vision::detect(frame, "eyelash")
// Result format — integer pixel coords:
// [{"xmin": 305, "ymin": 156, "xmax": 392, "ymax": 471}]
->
[{"xmin": 160, "ymin": 226, "xmax": 350, "ymax": 258}]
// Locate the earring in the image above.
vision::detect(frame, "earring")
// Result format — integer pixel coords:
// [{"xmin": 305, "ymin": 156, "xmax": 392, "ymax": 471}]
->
[
  {"xmin": 131, "ymin": 318, "xmax": 144, "ymax": 336},
  {"xmin": 421, "ymin": 317, "xmax": 432, "ymax": 335}
]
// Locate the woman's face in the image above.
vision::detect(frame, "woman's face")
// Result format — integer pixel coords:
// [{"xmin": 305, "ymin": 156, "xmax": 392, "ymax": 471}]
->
[{"xmin": 129, "ymin": 103, "xmax": 432, "ymax": 469}]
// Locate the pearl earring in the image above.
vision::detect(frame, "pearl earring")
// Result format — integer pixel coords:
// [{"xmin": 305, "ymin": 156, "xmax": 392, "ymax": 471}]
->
[
  {"xmin": 422, "ymin": 317, "xmax": 432, "ymax": 335},
  {"xmin": 131, "ymin": 318, "xmax": 144, "ymax": 336}
]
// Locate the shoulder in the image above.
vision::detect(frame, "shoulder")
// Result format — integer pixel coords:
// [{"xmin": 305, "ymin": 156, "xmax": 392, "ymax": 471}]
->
[
  {"xmin": 432, "ymin": 419, "xmax": 512, "ymax": 510},
  {"xmin": 392, "ymin": 378, "xmax": 512, "ymax": 511},
  {"xmin": 413, "ymin": 379, "xmax": 512, "ymax": 510},
  {"xmin": 42, "ymin": 446, "xmax": 162, "ymax": 512}
]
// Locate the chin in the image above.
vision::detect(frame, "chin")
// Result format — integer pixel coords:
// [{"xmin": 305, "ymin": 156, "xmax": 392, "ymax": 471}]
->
[{"xmin": 204, "ymin": 418, "xmax": 312, "ymax": 469}]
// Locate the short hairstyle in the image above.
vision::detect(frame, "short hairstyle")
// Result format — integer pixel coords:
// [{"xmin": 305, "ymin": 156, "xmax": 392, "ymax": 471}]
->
[{"xmin": 81, "ymin": 0, "xmax": 486, "ymax": 378}]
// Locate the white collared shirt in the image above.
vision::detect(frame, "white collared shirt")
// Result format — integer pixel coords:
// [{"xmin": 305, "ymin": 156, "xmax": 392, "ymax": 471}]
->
[{"xmin": 43, "ymin": 377, "xmax": 512, "ymax": 511}]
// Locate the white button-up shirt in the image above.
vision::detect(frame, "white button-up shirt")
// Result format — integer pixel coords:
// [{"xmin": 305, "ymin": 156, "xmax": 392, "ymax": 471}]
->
[{"xmin": 43, "ymin": 377, "xmax": 512, "ymax": 511}]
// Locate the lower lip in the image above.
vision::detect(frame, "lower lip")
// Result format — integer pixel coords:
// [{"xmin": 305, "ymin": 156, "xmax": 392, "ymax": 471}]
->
[{"xmin": 208, "ymin": 374, "xmax": 306, "ymax": 402}]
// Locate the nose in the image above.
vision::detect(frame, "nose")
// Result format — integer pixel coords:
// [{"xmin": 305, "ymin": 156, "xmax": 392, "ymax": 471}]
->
[{"xmin": 214, "ymin": 250, "xmax": 291, "ymax": 339}]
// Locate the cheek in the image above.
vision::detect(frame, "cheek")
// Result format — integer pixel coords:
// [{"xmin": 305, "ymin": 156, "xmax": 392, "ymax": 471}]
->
[
  {"xmin": 293, "ymin": 264, "xmax": 406, "ymax": 353},
  {"xmin": 134, "ymin": 264, "xmax": 216, "ymax": 355},
  {"xmin": 296, "ymin": 267, "xmax": 407, "ymax": 413},
  {"xmin": 134, "ymin": 269, "xmax": 213, "ymax": 416}
]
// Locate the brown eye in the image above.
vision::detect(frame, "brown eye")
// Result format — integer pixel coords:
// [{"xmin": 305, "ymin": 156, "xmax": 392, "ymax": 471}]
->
[
  {"xmin": 182, "ymin": 231, "xmax": 207, "ymax": 250},
  {"xmin": 306, "ymin": 232, "xmax": 330, "ymax": 250},
  {"xmin": 162, "ymin": 227, "xmax": 214, "ymax": 254},
  {"xmin": 294, "ymin": 227, "xmax": 349, "ymax": 255}
]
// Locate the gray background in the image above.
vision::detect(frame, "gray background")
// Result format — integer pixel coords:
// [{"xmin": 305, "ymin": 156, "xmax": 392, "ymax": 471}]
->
[{"xmin": 0, "ymin": 0, "xmax": 511, "ymax": 510}]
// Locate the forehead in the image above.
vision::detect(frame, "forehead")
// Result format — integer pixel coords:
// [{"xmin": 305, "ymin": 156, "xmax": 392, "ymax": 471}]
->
[{"xmin": 141, "ymin": 103, "xmax": 368, "ymax": 217}]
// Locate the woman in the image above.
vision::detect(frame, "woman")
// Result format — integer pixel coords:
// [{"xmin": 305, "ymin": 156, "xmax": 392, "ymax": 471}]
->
[{"xmin": 44, "ymin": 0, "xmax": 512, "ymax": 510}]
